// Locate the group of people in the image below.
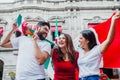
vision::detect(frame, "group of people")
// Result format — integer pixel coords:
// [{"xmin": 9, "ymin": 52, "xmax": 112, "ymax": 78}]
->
[{"xmin": 0, "ymin": 12, "xmax": 120, "ymax": 80}]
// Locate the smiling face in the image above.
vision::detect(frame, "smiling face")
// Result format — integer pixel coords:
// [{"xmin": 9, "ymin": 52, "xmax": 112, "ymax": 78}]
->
[
  {"xmin": 79, "ymin": 34, "xmax": 89, "ymax": 49},
  {"xmin": 58, "ymin": 34, "xmax": 67, "ymax": 49},
  {"xmin": 36, "ymin": 25, "xmax": 49, "ymax": 40}
]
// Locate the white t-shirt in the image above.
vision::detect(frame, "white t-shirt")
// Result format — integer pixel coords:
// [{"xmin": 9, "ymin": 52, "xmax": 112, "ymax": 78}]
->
[
  {"xmin": 77, "ymin": 45, "xmax": 102, "ymax": 78},
  {"xmin": 11, "ymin": 36, "xmax": 51, "ymax": 80}
]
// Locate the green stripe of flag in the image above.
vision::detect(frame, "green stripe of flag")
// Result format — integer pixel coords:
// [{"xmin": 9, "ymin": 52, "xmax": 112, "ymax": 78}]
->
[
  {"xmin": 44, "ymin": 57, "xmax": 50, "ymax": 69},
  {"xmin": 55, "ymin": 17, "xmax": 58, "ymax": 38},
  {"xmin": 44, "ymin": 39, "xmax": 55, "ymax": 69},
  {"xmin": 45, "ymin": 39, "xmax": 55, "ymax": 48},
  {"xmin": 16, "ymin": 14, "xmax": 22, "ymax": 27}
]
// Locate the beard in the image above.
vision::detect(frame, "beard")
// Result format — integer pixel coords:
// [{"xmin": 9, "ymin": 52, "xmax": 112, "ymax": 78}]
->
[{"xmin": 37, "ymin": 33, "xmax": 46, "ymax": 40}]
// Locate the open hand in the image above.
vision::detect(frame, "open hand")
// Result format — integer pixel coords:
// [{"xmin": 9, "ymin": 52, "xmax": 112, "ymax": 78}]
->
[
  {"xmin": 12, "ymin": 22, "xmax": 18, "ymax": 32},
  {"xmin": 112, "ymin": 11, "xmax": 120, "ymax": 20}
]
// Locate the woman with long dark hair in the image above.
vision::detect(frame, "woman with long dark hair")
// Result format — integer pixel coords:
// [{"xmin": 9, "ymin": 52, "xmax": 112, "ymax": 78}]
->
[
  {"xmin": 52, "ymin": 33, "xmax": 79, "ymax": 80},
  {"xmin": 77, "ymin": 12, "xmax": 120, "ymax": 80}
]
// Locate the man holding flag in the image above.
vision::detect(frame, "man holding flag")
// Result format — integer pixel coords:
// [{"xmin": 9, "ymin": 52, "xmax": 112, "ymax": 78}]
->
[{"xmin": 0, "ymin": 21, "xmax": 51, "ymax": 80}]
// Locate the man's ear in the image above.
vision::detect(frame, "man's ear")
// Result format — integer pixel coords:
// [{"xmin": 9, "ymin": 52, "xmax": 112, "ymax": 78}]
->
[
  {"xmin": 87, "ymin": 40, "xmax": 89, "ymax": 44},
  {"xmin": 37, "ymin": 28, "xmax": 42, "ymax": 34}
]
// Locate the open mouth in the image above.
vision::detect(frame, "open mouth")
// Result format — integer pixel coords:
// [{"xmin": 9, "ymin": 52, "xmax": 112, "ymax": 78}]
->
[{"xmin": 59, "ymin": 42, "xmax": 65, "ymax": 45}]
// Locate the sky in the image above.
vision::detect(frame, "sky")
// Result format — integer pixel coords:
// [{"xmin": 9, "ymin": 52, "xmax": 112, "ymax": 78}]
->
[{"xmin": 0, "ymin": 0, "xmax": 14, "ymax": 3}]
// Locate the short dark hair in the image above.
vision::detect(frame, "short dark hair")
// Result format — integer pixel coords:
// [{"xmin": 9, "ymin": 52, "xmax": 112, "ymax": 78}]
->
[
  {"xmin": 37, "ymin": 21, "xmax": 50, "ymax": 29},
  {"xmin": 15, "ymin": 31, "xmax": 21, "ymax": 37},
  {"xmin": 80, "ymin": 30, "xmax": 97, "ymax": 50}
]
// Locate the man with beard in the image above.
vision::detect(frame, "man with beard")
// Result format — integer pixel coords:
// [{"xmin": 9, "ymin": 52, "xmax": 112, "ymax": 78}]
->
[{"xmin": 0, "ymin": 21, "xmax": 51, "ymax": 80}]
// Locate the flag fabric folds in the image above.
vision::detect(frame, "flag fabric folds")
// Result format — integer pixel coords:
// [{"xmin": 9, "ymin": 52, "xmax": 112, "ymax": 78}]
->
[
  {"xmin": 44, "ymin": 39, "xmax": 55, "ymax": 80},
  {"xmin": 92, "ymin": 12, "xmax": 120, "ymax": 68}
]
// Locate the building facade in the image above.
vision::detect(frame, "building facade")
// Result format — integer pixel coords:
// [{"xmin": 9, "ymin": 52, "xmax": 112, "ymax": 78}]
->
[{"xmin": 0, "ymin": 0, "xmax": 120, "ymax": 80}]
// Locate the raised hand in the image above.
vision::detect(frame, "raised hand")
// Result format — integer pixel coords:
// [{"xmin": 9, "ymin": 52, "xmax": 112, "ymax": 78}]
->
[
  {"xmin": 32, "ymin": 26, "xmax": 40, "ymax": 41},
  {"xmin": 12, "ymin": 22, "xmax": 18, "ymax": 32},
  {"xmin": 112, "ymin": 11, "xmax": 120, "ymax": 20}
]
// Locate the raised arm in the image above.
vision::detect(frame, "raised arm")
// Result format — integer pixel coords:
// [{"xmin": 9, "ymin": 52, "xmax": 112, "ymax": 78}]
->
[
  {"xmin": 100, "ymin": 12, "xmax": 120, "ymax": 54},
  {"xmin": 32, "ymin": 28, "xmax": 50, "ymax": 65},
  {"xmin": 0, "ymin": 23, "xmax": 17, "ymax": 48},
  {"xmin": 33, "ymin": 40, "xmax": 50, "ymax": 65}
]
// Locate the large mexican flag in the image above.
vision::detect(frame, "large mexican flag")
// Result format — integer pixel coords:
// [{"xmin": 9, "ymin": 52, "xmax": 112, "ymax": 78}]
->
[{"xmin": 92, "ymin": 12, "xmax": 120, "ymax": 68}]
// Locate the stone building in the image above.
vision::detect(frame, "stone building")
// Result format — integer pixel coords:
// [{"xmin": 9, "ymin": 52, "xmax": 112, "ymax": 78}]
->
[{"xmin": 0, "ymin": 0, "xmax": 120, "ymax": 80}]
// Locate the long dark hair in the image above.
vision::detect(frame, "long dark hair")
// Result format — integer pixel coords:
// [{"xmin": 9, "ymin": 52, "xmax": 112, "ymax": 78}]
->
[
  {"xmin": 56, "ymin": 33, "xmax": 76, "ymax": 63},
  {"xmin": 80, "ymin": 30, "xmax": 97, "ymax": 50}
]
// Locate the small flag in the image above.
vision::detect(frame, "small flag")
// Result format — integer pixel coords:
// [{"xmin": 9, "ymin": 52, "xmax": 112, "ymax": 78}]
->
[
  {"xmin": 16, "ymin": 14, "xmax": 22, "ymax": 27},
  {"xmin": 54, "ymin": 17, "xmax": 59, "ymax": 44},
  {"xmin": 16, "ymin": 14, "xmax": 23, "ymax": 34}
]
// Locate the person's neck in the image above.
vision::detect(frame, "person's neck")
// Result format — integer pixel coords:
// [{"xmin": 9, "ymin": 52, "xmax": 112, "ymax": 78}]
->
[
  {"xmin": 61, "ymin": 48, "xmax": 69, "ymax": 61},
  {"xmin": 83, "ymin": 47, "xmax": 90, "ymax": 53},
  {"xmin": 61, "ymin": 48, "xmax": 67, "ymax": 55}
]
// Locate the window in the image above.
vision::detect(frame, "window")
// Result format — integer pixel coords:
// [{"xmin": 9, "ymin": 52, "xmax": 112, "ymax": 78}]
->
[
  {"xmin": 52, "ymin": 32, "xmax": 61, "ymax": 41},
  {"xmin": 51, "ymin": 26, "xmax": 62, "ymax": 41},
  {"xmin": 88, "ymin": 23, "xmax": 99, "ymax": 28}
]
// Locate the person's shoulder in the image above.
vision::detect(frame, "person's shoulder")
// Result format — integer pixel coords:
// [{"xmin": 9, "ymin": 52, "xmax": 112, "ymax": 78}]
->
[
  {"xmin": 93, "ymin": 45, "xmax": 100, "ymax": 49},
  {"xmin": 75, "ymin": 51, "xmax": 79, "ymax": 54},
  {"xmin": 77, "ymin": 46, "xmax": 83, "ymax": 52},
  {"xmin": 43, "ymin": 40, "xmax": 51, "ymax": 45},
  {"xmin": 52, "ymin": 47, "xmax": 58, "ymax": 57},
  {"xmin": 74, "ymin": 51, "xmax": 79, "ymax": 60},
  {"xmin": 39, "ymin": 40, "xmax": 51, "ymax": 48},
  {"xmin": 52, "ymin": 47, "xmax": 58, "ymax": 52},
  {"xmin": 18, "ymin": 35, "xmax": 26, "ymax": 39},
  {"xmin": 12, "ymin": 35, "xmax": 25, "ymax": 41},
  {"xmin": 75, "ymin": 50, "xmax": 79, "ymax": 55},
  {"xmin": 92, "ymin": 45, "xmax": 101, "ymax": 54}
]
